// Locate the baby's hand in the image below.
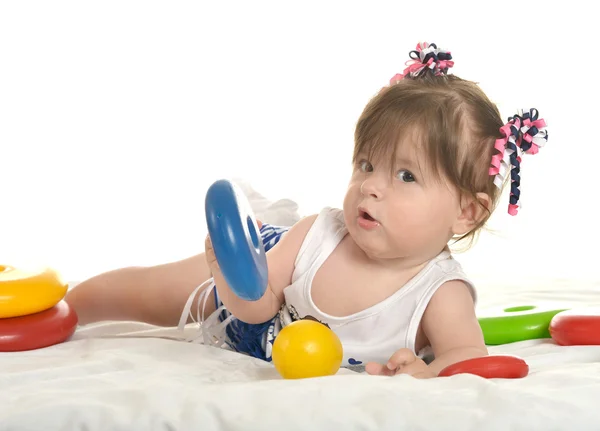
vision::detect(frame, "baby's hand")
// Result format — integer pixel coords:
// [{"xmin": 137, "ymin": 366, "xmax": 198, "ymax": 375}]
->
[
  {"xmin": 204, "ymin": 234, "xmax": 219, "ymax": 275},
  {"xmin": 365, "ymin": 348, "xmax": 435, "ymax": 379},
  {"xmin": 204, "ymin": 220, "xmax": 263, "ymax": 276}
]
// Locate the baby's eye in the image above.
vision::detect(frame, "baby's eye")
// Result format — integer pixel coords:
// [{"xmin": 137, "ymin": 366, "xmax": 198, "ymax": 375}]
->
[
  {"xmin": 358, "ymin": 160, "xmax": 373, "ymax": 173},
  {"xmin": 396, "ymin": 169, "xmax": 415, "ymax": 183}
]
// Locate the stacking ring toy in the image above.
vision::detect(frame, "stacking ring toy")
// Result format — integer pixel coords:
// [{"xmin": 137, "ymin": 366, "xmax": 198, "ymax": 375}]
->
[
  {"xmin": 549, "ymin": 308, "xmax": 600, "ymax": 346},
  {"xmin": 438, "ymin": 355, "xmax": 529, "ymax": 379},
  {"xmin": 0, "ymin": 300, "xmax": 78, "ymax": 351},
  {"xmin": 205, "ymin": 179, "xmax": 268, "ymax": 301},
  {"xmin": 0, "ymin": 266, "xmax": 68, "ymax": 318},
  {"xmin": 477, "ymin": 304, "xmax": 568, "ymax": 345}
]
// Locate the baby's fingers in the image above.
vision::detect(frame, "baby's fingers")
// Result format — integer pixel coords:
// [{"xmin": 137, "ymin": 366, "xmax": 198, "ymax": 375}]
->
[
  {"xmin": 365, "ymin": 362, "xmax": 396, "ymax": 377},
  {"xmin": 204, "ymin": 235, "xmax": 219, "ymax": 268},
  {"xmin": 393, "ymin": 360, "xmax": 433, "ymax": 378},
  {"xmin": 386, "ymin": 348, "xmax": 417, "ymax": 371}
]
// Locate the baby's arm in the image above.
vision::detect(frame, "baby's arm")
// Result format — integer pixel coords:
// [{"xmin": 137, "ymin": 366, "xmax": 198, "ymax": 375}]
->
[
  {"xmin": 365, "ymin": 280, "xmax": 487, "ymax": 378},
  {"xmin": 420, "ymin": 280, "xmax": 488, "ymax": 375},
  {"xmin": 205, "ymin": 214, "xmax": 317, "ymax": 325}
]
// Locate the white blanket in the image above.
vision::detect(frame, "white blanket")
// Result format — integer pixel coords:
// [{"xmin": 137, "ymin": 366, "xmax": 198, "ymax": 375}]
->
[
  {"xmin": 2, "ymin": 181, "xmax": 599, "ymax": 430},
  {"xmin": 2, "ymin": 316, "xmax": 600, "ymax": 431}
]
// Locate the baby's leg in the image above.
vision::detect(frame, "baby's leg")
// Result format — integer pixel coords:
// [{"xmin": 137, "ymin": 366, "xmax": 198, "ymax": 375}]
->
[{"xmin": 66, "ymin": 253, "xmax": 217, "ymax": 327}]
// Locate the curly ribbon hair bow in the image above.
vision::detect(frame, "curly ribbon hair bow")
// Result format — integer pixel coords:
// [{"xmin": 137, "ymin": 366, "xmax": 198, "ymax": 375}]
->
[
  {"xmin": 389, "ymin": 42, "xmax": 454, "ymax": 84},
  {"xmin": 489, "ymin": 108, "xmax": 549, "ymax": 216}
]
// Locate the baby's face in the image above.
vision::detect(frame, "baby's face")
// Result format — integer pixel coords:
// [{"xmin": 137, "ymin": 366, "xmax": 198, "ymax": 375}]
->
[{"xmin": 342, "ymin": 141, "xmax": 462, "ymax": 262}]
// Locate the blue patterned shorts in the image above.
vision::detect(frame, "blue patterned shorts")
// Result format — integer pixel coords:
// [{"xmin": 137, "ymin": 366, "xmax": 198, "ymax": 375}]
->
[{"xmin": 213, "ymin": 223, "xmax": 290, "ymax": 362}]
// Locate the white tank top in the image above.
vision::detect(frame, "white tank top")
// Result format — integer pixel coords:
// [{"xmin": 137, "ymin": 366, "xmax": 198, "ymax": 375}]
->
[{"xmin": 279, "ymin": 207, "xmax": 476, "ymax": 368}]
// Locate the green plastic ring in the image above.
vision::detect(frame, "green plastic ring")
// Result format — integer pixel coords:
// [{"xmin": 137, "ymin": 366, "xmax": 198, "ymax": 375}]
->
[{"xmin": 477, "ymin": 304, "xmax": 569, "ymax": 345}]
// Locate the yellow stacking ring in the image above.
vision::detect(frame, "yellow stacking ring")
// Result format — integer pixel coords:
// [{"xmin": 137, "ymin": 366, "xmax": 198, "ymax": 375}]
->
[{"xmin": 0, "ymin": 265, "xmax": 68, "ymax": 318}]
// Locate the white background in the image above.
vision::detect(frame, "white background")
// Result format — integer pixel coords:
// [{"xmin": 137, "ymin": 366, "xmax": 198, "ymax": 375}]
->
[{"xmin": 0, "ymin": 1, "xmax": 597, "ymax": 285}]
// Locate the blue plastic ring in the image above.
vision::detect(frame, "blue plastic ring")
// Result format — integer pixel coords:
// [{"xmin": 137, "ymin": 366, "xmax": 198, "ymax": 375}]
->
[{"xmin": 205, "ymin": 179, "xmax": 268, "ymax": 301}]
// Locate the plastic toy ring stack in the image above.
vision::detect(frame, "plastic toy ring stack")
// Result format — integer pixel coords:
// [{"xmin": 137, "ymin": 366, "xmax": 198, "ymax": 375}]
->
[{"xmin": 0, "ymin": 265, "xmax": 78, "ymax": 351}]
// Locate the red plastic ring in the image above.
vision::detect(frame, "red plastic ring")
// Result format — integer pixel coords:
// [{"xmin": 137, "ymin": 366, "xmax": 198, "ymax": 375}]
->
[
  {"xmin": 550, "ymin": 308, "xmax": 600, "ymax": 346},
  {"xmin": 438, "ymin": 355, "xmax": 529, "ymax": 379},
  {"xmin": 0, "ymin": 300, "xmax": 78, "ymax": 351}
]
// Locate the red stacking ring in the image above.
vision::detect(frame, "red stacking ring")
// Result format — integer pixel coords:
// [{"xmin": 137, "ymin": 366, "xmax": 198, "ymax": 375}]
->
[
  {"xmin": 550, "ymin": 308, "xmax": 600, "ymax": 346},
  {"xmin": 0, "ymin": 300, "xmax": 78, "ymax": 352},
  {"xmin": 439, "ymin": 355, "xmax": 529, "ymax": 379}
]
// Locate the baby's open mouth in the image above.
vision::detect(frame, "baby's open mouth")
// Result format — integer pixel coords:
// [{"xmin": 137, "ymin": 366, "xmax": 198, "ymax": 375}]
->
[
  {"xmin": 359, "ymin": 209, "xmax": 377, "ymax": 222},
  {"xmin": 358, "ymin": 208, "xmax": 380, "ymax": 229},
  {"xmin": 361, "ymin": 211, "xmax": 375, "ymax": 221},
  {"xmin": 358, "ymin": 209, "xmax": 380, "ymax": 229}
]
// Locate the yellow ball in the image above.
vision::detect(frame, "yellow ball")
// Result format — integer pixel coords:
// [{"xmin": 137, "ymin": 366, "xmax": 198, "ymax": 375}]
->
[{"xmin": 272, "ymin": 319, "xmax": 343, "ymax": 379}]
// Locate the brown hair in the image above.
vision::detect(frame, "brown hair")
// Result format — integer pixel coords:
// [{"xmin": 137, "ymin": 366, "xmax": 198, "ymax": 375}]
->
[{"xmin": 353, "ymin": 72, "xmax": 506, "ymax": 250}]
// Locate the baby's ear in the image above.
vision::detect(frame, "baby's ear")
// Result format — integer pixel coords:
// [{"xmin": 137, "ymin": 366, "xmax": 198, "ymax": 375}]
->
[{"xmin": 453, "ymin": 192, "xmax": 491, "ymax": 236}]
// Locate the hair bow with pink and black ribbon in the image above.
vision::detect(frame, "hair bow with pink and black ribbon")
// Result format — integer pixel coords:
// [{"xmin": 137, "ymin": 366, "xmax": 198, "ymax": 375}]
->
[
  {"xmin": 389, "ymin": 42, "xmax": 454, "ymax": 84},
  {"xmin": 489, "ymin": 108, "xmax": 549, "ymax": 215}
]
